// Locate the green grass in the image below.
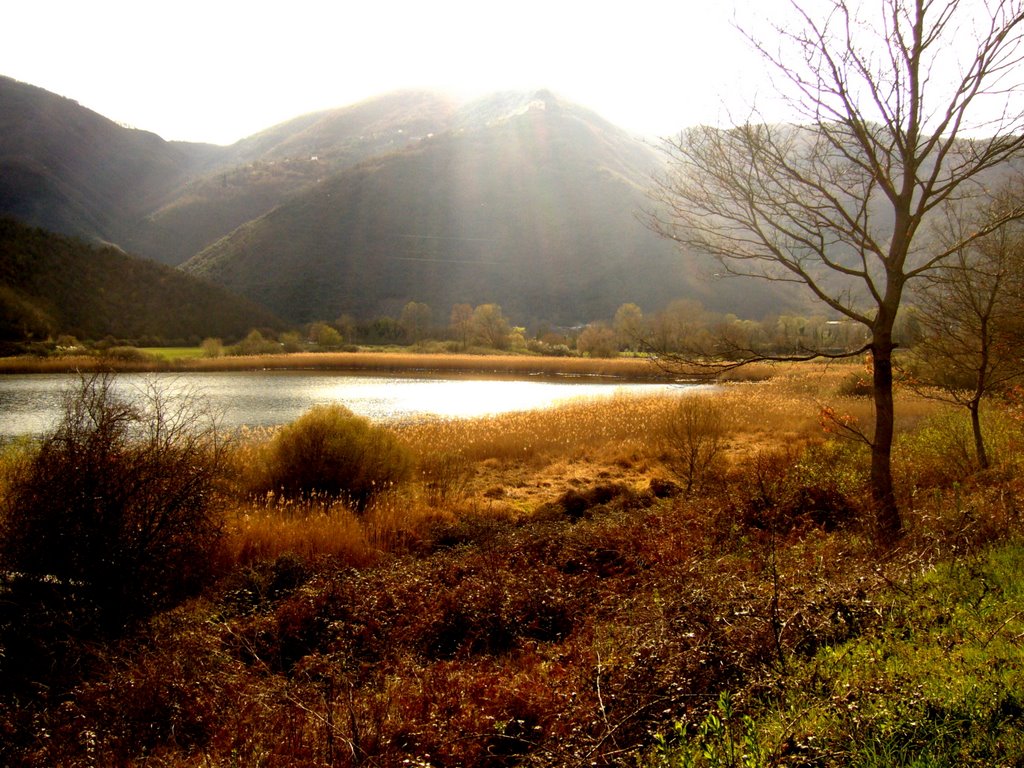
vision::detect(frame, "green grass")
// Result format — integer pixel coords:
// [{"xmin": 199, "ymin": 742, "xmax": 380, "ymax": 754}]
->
[
  {"xmin": 139, "ymin": 346, "xmax": 206, "ymax": 360},
  {"xmin": 647, "ymin": 542, "xmax": 1024, "ymax": 767}
]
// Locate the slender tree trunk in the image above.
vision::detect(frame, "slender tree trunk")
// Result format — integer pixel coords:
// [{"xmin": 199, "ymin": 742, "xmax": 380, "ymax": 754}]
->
[
  {"xmin": 871, "ymin": 338, "xmax": 902, "ymax": 542},
  {"xmin": 973, "ymin": 329, "xmax": 991, "ymax": 470},
  {"xmin": 969, "ymin": 398, "xmax": 989, "ymax": 470}
]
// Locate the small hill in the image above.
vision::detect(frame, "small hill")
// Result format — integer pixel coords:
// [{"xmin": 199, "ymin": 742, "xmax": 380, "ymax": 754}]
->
[{"xmin": 0, "ymin": 218, "xmax": 282, "ymax": 344}]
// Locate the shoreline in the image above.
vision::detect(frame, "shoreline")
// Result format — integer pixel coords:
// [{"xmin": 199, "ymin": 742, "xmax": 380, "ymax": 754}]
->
[{"xmin": 0, "ymin": 351, "xmax": 686, "ymax": 382}]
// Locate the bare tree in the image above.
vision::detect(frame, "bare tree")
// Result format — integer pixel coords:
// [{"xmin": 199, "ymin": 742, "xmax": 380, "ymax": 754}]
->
[
  {"xmin": 449, "ymin": 303, "xmax": 474, "ymax": 350},
  {"xmin": 470, "ymin": 303, "xmax": 511, "ymax": 350},
  {"xmin": 649, "ymin": 0, "xmax": 1024, "ymax": 540},
  {"xmin": 613, "ymin": 302, "xmax": 646, "ymax": 352},
  {"xmin": 662, "ymin": 394, "xmax": 729, "ymax": 495},
  {"xmin": 909, "ymin": 195, "xmax": 1024, "ymax": 469},
  {"xmin": 399, "ymin": 301, "xmax": 433, "ymax": 344}
]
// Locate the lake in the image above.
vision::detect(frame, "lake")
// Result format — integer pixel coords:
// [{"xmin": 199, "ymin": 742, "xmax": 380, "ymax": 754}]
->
[{"xmin": 0, "ymin": 371, "xmax": 692, "ymax": 439}]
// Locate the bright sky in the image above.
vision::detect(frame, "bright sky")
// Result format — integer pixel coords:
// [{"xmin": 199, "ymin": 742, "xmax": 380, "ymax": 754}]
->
[{"xmin": 1, "ymin": 0, "xmax": 786, "ymax": 145}]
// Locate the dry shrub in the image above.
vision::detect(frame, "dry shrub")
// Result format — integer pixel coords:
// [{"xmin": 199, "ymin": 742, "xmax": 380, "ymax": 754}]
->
[
  {"xmin": 258, "ymin": 404, "xmax": 412, "ymax": 511},
  {"xmin": 894, "ymin": 408, "xmax": 978, "ymax": 491},
  {"xmin": 363, "ymin": 496, "xmax": 448, "ymax": 553},
  {"xmin": 0, "ymin": 373, "xmax": 229, "ymax": 703},
  {"xmin": 661, "ymin": 394, "xmax": 730, "ymax": 494},
  {"xmin": 418, "ymin": 450, "xmax": 473, "ymax": 505},
  {"xmin": 724, "ymin": 440, "xmax": 867, "ymax": 536},
  {"xmin": 225, "ymin": 424, "xmax": 277, "ymax": 492},
  {"xmin": 834, "ymin": 370, "xmax": 874, "ymax": 397},
  {"xmin": 0, "ymin": 373, "xmax": 227, "ymax": 634},
  {"xmin": 905, "ymin": 472, "xmax": 1024, "ymax": 557}
]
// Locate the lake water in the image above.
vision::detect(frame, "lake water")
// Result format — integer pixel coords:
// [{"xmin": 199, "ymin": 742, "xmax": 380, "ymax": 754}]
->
[{"xmin": 0, "ymin": 371, "xmax": 690, "ymax": 439}]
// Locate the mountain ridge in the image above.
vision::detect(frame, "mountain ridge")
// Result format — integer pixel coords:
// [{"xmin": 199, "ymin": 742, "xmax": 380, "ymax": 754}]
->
[{"xmin": 0, "ymin": 76, "xmax": 803, "ymax": 330}]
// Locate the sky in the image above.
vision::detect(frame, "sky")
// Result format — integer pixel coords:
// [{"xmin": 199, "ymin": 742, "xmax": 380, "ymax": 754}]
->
[{"xmin": 0, "ymin": 0, "xmax": 785, "ymax": 145}]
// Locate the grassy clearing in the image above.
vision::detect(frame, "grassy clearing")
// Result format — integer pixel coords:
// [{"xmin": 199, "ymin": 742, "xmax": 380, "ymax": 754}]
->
[
  {"xmin": 649, "ymin": 542, "xmax": 1024, "ymax": 767},
  {"xmin": 138, "ymin": 346, "xmax": 206, "ymax": 360},
  {"xmin": 2, "ymin": 364, "xmax": 1022, "ymax": 767}
]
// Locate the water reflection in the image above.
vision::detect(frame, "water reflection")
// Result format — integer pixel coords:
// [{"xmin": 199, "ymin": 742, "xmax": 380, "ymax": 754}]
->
[{"xmin": 0, "ymin": 371, "xmax": 688, "ymax": 439}]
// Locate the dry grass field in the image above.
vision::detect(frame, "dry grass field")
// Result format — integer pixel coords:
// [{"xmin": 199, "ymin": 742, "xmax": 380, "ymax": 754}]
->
[
  {"xmin": 0, "ymin": 349, "xmax": 676, "ymax": 379},
  {"xmin": 3, "ymin": 361, "xmax": 1024, "ymax": 767}
]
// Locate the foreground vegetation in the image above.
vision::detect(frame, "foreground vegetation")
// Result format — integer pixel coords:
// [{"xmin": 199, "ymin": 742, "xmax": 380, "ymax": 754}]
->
[{"xmin": 1, "ymin": 364, "xmax": 1022, "ymax": 766}]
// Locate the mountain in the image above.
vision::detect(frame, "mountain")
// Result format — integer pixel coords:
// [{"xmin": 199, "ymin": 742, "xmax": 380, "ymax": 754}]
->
[
  {"xmin": 0, "ymin": 77, "xmax": 799, "ymax": 328},
  {"xmin": 183, "ymin": 91, "xmax": 784, "ymax": 325},
  {"xmin": 139, "ymin": 91, "xmax": 460, "ymax": 266},
  {"xmin": 0, "ymin": 76, "xmax": 220, "ymax": 258},
  {"xmin": 0, "ymin": 217, "xmax": 282, "ymax": 344}
]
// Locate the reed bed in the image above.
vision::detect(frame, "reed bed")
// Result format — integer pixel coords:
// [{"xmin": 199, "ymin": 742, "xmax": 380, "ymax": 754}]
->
[
  {"xmin": 396, "ymin": 390, "xmax": 688, "ymax": 466},
  {"xmin": 190, "ymin": 351, "xmax": 670, "ymax": 379},
  {"xmin": 225, "ymin": 498, "xmax": 377, "ymax": 567},
  {"xmin": 0, "ymin": 350, "xmax": 673, "ymax": 378},
  {"xmin": 0, "ymin": 354, "xmax": 174, "ymax": 374},
  {"xmin": 392, "ymin": 371, "xmax": 906, "ymax": 469}
]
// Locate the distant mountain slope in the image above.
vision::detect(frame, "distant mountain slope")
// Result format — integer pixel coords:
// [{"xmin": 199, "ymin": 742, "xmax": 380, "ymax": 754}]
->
[
  {"xmin": 0, "ymin": 218, "xmax": 281, "ymax": 343},
  {"xmin": 184, "ymin": 92, "xmax": 778, "ymax": 325},
  {"xmin": 227, "ymin": 90, "xmax": 456, "ymax": 164},
  {"xmin": 0, "ymin": 77, "xmax": 801, "ymax": 326},
  {"xmin": 0, "ymin": 76, "xmax": 219, "ymax": 257},
  {"xmin": 141, "ymin": 92, "xmax": 459, "ymax": 266}
]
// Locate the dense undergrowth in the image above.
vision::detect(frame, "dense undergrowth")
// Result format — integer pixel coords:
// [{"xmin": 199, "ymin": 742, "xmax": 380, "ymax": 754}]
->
[{"xmin": 1, "ymin": 364, "xmax": 1022, "ymax": 766}]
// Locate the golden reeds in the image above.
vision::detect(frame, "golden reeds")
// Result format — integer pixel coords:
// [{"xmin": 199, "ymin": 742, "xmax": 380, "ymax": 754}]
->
[
  {"xmin": 225, "ymin": 499, "xmax": 376, "ymax": 567},
  {"xmin": 0, "ymin": 351, "xmax": 672, "ymax": 378},
  {"xmin": 195, "ymin": 363, "xmax": 949, "ymax": 570}
]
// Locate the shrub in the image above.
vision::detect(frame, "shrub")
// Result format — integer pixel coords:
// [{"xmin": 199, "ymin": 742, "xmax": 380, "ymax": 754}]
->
[
  {"xmin": 835, "ymin": 370, "xmax": 874, "ymax": 397},
  {"xmin": 261, "ymin": 405, "xmax": 412, "ymax": 511},
  {"xmin": 229, "ymin": 329, "xmax": 280, "ymax": 356},
  {"xmin": 101, "ymin": 345, "xmax": 154, "ymax": 362},
  {"xmin": 200, "ymin": 336, "xmax": 224, "ymax": 357},
  {"xmin": 662, "ymin": 394, "xmax": 729, "ymax": 494},
  {"xmin": 0, "ymin": 373, "xmax": 228, "ymax": 637},
  {"xmin": 726, "ymin": 443, "xmax": 864, "ymax": 535},
  {"xmin": 577, "ymin": 323, "xmax": 619, "ymax": 358},
  {"xmin": 418, "ymin": 450, "xmax": 473, "ymax": 506}
]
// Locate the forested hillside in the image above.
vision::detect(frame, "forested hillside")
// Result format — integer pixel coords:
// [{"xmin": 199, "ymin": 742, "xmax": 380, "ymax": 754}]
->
[
  {"xmin": 184, "ymin": 93, "xmax": 795, "ymax": 325},
  {"xmin": 0, "ymin": 218, "xmax": 281, "ymax": 346}
]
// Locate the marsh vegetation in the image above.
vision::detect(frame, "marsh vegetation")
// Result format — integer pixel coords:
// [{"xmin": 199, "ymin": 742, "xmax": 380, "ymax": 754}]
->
[{"xmin": 1, "ymin": 363, "xmax": 1023, "ymax": 767}]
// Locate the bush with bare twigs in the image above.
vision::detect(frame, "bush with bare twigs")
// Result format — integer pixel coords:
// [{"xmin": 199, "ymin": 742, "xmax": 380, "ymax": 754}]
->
[
  {"xmin": 259, "ymin": 404, "xmax": 412, "ymax": 512},
  {"xmin": 661, "ymin": 394, "xmax": 729, "ymax": 494},
  {"xmin": 0, "ymin": 373, "xmax": 228, "ymax": 694}
]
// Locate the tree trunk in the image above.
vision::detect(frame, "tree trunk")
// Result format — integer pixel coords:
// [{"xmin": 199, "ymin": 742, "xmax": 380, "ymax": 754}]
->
[
  {"xmin": 969, "ymin": 398, "xmax": 989, "ymax": 470},
  {"xmin": 871, "ymin": 340, "xmax": 902, "ymax": 542}
]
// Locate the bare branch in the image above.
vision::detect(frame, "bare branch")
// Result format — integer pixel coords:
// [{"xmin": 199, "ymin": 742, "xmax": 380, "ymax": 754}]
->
[{"xmin": 648, "ymin": 0, "xmax": 1024, "ymax": 539}]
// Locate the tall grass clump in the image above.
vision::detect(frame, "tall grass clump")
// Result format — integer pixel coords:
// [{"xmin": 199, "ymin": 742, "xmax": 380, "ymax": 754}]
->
[
  {"xmin": 226, "ymin": 500, "xmax": 377, "ymax": 567},
  {"xmin": 258, "ymin": 404, "xmax": 412, "ymax": 512}
]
